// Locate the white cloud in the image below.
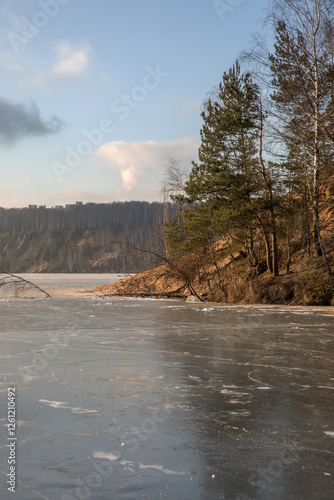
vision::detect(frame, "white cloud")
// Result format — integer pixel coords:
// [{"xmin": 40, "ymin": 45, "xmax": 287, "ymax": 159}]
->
[
  {"xmin": 96, "ymin": 138, "xmax": 199, "ymax": 199},
  {"xmin": 0, "ymin": 37, "xmax": 93, "ymax": 90},
  {"xmin": 52, "ymin": 41, "xmax": 90, "ymax": 78}
]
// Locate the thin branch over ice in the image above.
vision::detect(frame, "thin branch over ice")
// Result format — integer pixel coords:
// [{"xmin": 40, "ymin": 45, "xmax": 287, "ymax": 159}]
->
[{"xmin": 0, "ymin": 267, "xmax": 51, "ymax": 299}]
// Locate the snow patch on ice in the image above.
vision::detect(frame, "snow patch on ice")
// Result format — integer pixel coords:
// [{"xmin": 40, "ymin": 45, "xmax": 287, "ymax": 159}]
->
[
  {"xmin": 138, "ymin": 463, "xmax": 187, "ymax": 475},
  {"xmin": 22, "ymin": 375, "xmax": 39, "ymax": 382},
  {"xmin": 93, "ymin": 454, "xmax": 187, "ymax": 476},
  {"xmin": 221, "ymin": 389, "xmax": 248, "ymax": 395},
  {"xmin": 227, "ymin": 411, "xmax": 250, "ymax": 416},
  {"xmin": 39, "ymin": 399, "xmax": 67, "ymax": 408},
  {"xmin": 195, "ymin": 307, "xmax": 217, "ymax": 312},
  {"xmin": 39, "ymin": 399, "xmax": 98, "ymax": 414},
  {"xmin": 93, "ymin": 451, "xmax": 119, "ymax": 461}
]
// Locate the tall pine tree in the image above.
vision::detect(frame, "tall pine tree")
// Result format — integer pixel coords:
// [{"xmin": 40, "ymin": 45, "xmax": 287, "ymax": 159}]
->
[{"xmin": 179, "ymin": 62, "xmax": 280, "ymax": 275}]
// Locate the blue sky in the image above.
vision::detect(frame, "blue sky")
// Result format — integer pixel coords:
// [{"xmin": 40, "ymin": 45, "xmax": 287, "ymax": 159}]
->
[{"xmin": 0, "ymin": 0, "xmax": 269, "ymax": 207}]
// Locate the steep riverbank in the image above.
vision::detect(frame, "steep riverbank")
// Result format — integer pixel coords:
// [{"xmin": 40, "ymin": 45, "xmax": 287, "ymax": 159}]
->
[
  {"xmin": 94, "ymin": 203, "xmax": 334, "ymax": 306},
  {"xmin": 94, "ymin": 255, "xmax": 334, "ymax": 306}
]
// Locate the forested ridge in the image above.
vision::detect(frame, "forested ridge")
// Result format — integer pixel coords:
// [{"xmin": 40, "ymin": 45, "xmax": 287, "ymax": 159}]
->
[{"xmin": 0, "ymin": 202, "xmax": 165, "ymax": 273}]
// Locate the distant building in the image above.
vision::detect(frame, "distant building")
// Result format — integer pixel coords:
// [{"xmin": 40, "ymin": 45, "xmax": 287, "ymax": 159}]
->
[
  {"xmin": 39, "ymin": 205, "xmax": 46, "ymax": 209},
  {"xmin": 55, "ymin": 205, "xmax": 64, "ymax": 209},
  {"xmin": 28, "ymin": 205, "xmax": 38, "ymax": 209},
  {"xmin": 75, "ymin": 201, "xmax": 83, "ymax": 206}
]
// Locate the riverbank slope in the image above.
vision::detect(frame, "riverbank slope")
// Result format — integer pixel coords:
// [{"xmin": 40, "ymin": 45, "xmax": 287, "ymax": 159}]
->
[{"xmin": 94, "ymin": 251, "xmax": 334, "ymax": 306}]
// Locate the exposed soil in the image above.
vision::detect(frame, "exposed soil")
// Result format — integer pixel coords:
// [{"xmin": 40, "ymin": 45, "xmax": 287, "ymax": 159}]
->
[{"xmin": 94, "ymin": 256, "xmax": 334, "ymax": 306}]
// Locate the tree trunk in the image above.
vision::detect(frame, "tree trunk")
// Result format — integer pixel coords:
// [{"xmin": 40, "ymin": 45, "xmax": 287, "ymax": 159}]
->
[
  {"xmin": 269, "ymin": 207, "xmax": 279, "ymax": 276},
  {"xmin": 258, "ymin": 103, "xmax": 278, "ymax": 276},
  {"xmin": 312, "ymin": 143, "xmax": 322, "ymax": 257},
  {"xmin": 286, "ymin": 230, "xmax": 291, "ymax": 274},
  {"xmin": 209, "ymin": 240, "xmax": 228, "ymax": 299},
  {"xmin": 256, "ymin": 216, "xmax": 273, "ymax": 274},
  {"xmin": 312, "ymin": 30, "xmax": 323, "ymax": 258},
  {"xmin": 312, "ymin": 91, "xmax": 322, "ymax": 257}
]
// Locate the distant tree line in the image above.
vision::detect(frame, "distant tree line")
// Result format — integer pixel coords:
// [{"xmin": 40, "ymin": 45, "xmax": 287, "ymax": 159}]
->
[
  {"xmin": 0, "ymin": 202, "xmax": 172, "ymax": 273},
  {"xmin": 0, "ymin": 201, "xmax": 162, "ymax": 232}
]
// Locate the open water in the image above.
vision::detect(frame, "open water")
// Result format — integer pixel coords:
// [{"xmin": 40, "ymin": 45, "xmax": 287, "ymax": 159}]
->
[{"xmin": 0, "ymin": 274, "xmax": 333, "ymax": 499}]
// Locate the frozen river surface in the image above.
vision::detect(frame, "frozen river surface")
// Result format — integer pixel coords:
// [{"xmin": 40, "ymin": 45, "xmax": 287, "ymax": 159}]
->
[{"xmin": 0, "ymin": 274, "xmax": 333, "ymax": 499}]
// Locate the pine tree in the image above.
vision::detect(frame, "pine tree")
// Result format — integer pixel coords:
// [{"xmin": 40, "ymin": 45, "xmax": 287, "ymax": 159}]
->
[
  {"xmin": 178, "ymin": 62, "xmax": 281, "ymax": 275},
  {"xmin": 183, "ymin": 62, "xmax": 260, "ymax": 249}
]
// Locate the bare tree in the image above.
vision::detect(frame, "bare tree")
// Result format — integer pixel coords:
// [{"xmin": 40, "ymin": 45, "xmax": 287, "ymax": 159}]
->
[
  {"xmin": 242, "ymin": 0, "xmax": 334, "ymax": 271},
  {"xmin": 268, "ymin": 1, "xmax": 334, "ymax": 260},
  {"xmin": 158, "ymin": 157, "xmax": 189, "ymax": 258}
]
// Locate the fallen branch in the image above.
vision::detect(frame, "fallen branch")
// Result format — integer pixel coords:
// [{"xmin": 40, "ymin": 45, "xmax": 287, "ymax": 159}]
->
[
  {"xmin": 97, "ymin": 292, "xmax": 187, "ymax": 299},
  {"xmin": 0, "ymin": 267, "xmax": 52, "ymax": 299}
]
